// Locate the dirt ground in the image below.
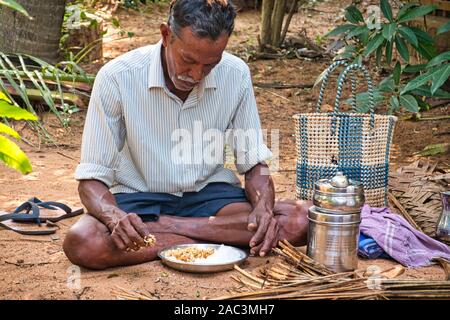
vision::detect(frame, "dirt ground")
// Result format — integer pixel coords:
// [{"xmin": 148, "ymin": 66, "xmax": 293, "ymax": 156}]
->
[{"xmin": 0, "ymin": 0, "xmax": 449, "ymax": 300}]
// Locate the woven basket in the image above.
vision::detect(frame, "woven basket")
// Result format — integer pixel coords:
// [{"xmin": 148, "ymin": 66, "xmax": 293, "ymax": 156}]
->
[{"xmin": 293, "ymin": 61, "xmax": 398, "ymax": 207}]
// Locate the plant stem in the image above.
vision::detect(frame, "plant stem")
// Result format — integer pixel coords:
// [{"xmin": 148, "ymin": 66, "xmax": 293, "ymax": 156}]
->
[{"xmin": 0, "ymin": 70, "xmax": 95, "ymax": 84}]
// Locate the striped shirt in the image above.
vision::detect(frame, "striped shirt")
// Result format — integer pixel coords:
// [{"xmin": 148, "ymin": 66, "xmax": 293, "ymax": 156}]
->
[{"xmin": 75, "ymin": 40, "xmax": 272, "ymax": 195}]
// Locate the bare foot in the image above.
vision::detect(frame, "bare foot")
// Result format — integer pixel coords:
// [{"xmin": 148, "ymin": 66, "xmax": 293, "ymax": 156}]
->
[{"xmin": 274, "ymin": 200, "xmax": 311, "ymax": 246}]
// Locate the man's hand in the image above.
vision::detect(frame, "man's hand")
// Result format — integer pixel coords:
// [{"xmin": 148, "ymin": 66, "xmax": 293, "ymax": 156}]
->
[
  {"xmin": 78, "ymin": 180, "xmax": 153, "ymax": 252},
  {"xmin": 244, "ymin": 163, "xmax": 277, "ymax": 257},
  {"xmin": 247, "ymin": 204, "xmax": 279, "ymax": 257},
  {"xmin": 109, "ymin": 213, "xmax": 151, "ymax": 252}
]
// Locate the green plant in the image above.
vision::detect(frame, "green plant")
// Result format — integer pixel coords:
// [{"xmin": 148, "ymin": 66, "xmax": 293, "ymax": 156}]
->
[
  {"xmin": 1, "ymin": 1, "xmax": 95, "ymax": 137},
  {"xmin": 321, "ymin": 1, "xmax": 449, "ymax": 114},
  {"xmin": 111, "ymin": 16, "xmax": 135, "ymax": 38},
  {"xmin": 350, "ymin": 52, "xmax": 450, "ymax": 113},
  {"xmin": 0, "ymin": 0, "xmax": 30, "ymax": 17},
  {"xmin": 326, "ymin": 1, "xmax": 437, "ymax": 65},
  {"xmin": 0, "ymin": 0, "xmax": 35, "ymax": 173},
  {"xmin": 0, "ymin": 52, "xmax": 94, "ymax": 131},
  {"xmin": 0, "ymin": 91, "xmax": 37, "ymax": 173}
]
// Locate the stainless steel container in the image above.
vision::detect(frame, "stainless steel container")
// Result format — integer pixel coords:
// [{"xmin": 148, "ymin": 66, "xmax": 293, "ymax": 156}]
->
[
  {"xmin": 436, "ymin": 191, "xmax": 450, "ymax": 243},
  {"xmin": 307, "ymin": 172, "xmax": 365, "ymax": 273}
]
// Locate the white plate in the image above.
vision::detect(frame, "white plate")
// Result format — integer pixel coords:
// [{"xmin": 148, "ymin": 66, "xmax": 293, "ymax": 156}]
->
[{"xmin": 158, "ymin": 243, "xmax": 248, "ymax": 273}]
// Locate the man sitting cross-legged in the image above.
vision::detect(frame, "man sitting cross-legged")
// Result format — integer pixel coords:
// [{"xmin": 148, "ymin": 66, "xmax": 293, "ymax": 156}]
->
[{"xmin": 63, "ymin": 0, "xmax": 311, "ymax": 270}]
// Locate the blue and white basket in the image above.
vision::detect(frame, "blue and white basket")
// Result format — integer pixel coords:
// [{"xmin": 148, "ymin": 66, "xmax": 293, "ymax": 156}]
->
[{"xmin": 293, "ymin": 61, "xmax": 398, "ymax": 207}]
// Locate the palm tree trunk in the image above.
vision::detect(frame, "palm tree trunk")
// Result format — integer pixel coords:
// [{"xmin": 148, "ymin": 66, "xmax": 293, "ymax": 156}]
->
[
  {"xmin": 0, "ymin": 0, "xmax": 66, "ymax": 63},
  {"xmin": 270, "ymin": 0, "xmax": 286, "ymax": 47},
  {"xmin": 260, "ymin": 0, "xmax": 275, "ymax": 48}
]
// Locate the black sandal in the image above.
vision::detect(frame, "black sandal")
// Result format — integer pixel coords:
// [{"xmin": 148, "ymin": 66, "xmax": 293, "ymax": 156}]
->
[
  {"xmin": 12, "ymin": 197, "xmax": 84, "ymax": 223},
  {"xmin": 0, "ymin": 202, "xmax": 58, "ymax": 235}
]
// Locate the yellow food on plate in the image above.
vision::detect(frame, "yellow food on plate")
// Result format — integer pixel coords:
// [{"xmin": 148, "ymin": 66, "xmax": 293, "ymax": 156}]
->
[{"xmin": 165, "ymin": 247, "xmax": 215, "ymax": 262}]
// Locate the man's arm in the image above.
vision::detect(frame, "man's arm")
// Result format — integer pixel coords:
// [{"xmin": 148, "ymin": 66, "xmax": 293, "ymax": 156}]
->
[
  {"xmin": 228, "ymin": 67, "xmax": 277, "ymax": 255},
  {"xmin": 228, "ymin": 64, "xmax": 276, "ymax": 256},
  {"xmin": 244, "ymin": 163, "xmax": 278, "ymax": 256},
  {"xmin": 78, "ymin": 179, "xmax": 151, "ymax": 251},
  {"xmin": 78, "ymin": 179, "xmax": 123, "ymax": 230},
  {"xmin": 75, "ymin": 68, "xmax": 150, "ymax": 251}
]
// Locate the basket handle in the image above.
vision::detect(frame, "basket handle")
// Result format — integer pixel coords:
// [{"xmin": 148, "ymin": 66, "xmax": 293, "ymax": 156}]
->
[
  {"xmin": 316, "ymin": 60, "xmax": 359, "ymax": 112},
  {"xmin": 331, "ymin": 63, "xmax": 375, "ymax": 133}
]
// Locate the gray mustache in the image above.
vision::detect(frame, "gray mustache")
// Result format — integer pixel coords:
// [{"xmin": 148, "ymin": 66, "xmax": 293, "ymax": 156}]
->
[{"xmin": 177, "ymin": 75, "xmax": 199, "ymax": 84}]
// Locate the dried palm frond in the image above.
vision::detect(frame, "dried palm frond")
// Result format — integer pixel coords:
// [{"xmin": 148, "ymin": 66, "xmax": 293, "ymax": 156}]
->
[{"xmin": 389, "ymin": 160, "xmax": 450, "ymax": 237}]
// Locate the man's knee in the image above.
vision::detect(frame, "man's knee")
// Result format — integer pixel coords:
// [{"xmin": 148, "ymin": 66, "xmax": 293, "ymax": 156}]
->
[{"xmin": 63, "ymin": 218, "xmax": 110, "ymax": 270}]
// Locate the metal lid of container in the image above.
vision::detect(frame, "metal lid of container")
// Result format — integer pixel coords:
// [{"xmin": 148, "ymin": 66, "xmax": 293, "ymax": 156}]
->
[
  {"xmin": 313, "ymin": 171, "xmax": 365, "ymax": 213},
  {"xmin": 308, "ymin": 206, "xmax": 361, "ymax": 224},
  {"xmin": 314, "ymin": 171, "xmax": 364, "ymax": 194}
]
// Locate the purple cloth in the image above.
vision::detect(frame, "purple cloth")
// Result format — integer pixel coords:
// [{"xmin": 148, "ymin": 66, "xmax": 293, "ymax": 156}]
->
[{"xmin": 360, "ymin": 205, "xmax": 450, "ymax": 268}]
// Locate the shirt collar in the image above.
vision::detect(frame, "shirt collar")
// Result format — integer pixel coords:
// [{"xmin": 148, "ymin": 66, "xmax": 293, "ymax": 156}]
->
[
  {"xmin": 148, "ymin": 39, "xmax": 217, "ymax": 90},
  {"xmin": 147, "ymin": 40, "xmax": 166, "ymax": 89}
]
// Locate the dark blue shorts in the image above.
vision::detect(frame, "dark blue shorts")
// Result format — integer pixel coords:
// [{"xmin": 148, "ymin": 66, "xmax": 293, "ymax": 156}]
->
[{"xmin": 114, "ymin": 182, "xmax": 249, "ymax": 222}]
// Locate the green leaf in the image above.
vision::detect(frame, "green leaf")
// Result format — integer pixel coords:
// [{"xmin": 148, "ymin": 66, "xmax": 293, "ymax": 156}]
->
[
  {"xmin": 414, "ymin": 42, "xmax": 437, "ymax": 61},
  {"xmin": 346, "ymin": 25, "xmax": 369, "ymax": 39},
  {"xmin": 336, "ymin": 52, "xmax": 354, "ymax": 61},
  {"xmin": 381, "ymin": 0, "xmax": 394, "ymax": 22},
  {"xmin": 386, "ymin": 40, "xmax": 393, "ymax": 65},
  {"xmin": 0, "ymin": 0, "xmax": 30, "ymax": 17},
  {"xmin": 393, "ymin": 61, "xmax": 401, "ymax": 85},
  {"xmin": 397, "ymin": 5, "xmax": 436, "ymax": 23},
  {"xmin": 437, "ymin": 21, "xmax": 450, "ymax": 35},
  {"xmin": 325, "ymin": 24, "xmax": 356, "ymax": 37},
  {"xmin": 382, "ymin": 23, "xmax": 397, "ymax": 41},
  {"xmin": 410, "ymin": 27, "xmax": 434, "ymax": 45},
  {"xmin": 0, "ymin": 96, "xmax": 38, "ymax": 121},
  {"xmin": 364, "ymin": 33, "xmax": 385, "ymax": 56},
  {"xmin": 417, "ymin": 98, "xmax": 430, "ymax": 111},
  {"xmin": 336, "ymin": 47, "xmax": 358, "ymax": 61},
  {"xmin": 0, "ymin": 135, "xmax": 32, "ymax": 174},
  {"xmin": 0, "ymin": 122, "xmax": 20, "ymax": 139},
  {"xmin": 395, "ymin": 35, "xmax": 409, "ymax": 62},
  {"xmin": 402, "ymin": 68, "xmax": 441, "ymax": 93},
  {"xmin": 411, "ymin": 85, "xmax": 450, "ymax": 98},
  {"xmin": 397, "ymin": 3, "xmax": 418, "ymax": 19},
  {"xmin": 400, "ymin": 94, "xmax": 419, "ymax": 112},
  {"xmin": 0, "ymin": 91, "xmax": 11, "ymax": 103},
  {"xmin": 376, "ymin": 45, "xmax": 383, "ymax": 66},
  {"xmin": 345, "ymin": 5, "xmax": 364, "ymax": 24},
  {"xmin": 345, "ymin": 90, "xmax": 386, "ymax": 113},
  {"xmin": 390, "ymin": 95, "xmax": 400, "ymax": 112},
  {"xmin": 357, "ymin": 29, "xmax": 370, "ymax": 45},
  {"xmin": 90, "ymin": 19, "xmax": 98, "ymax": 29},
  {"xmin": 354, "ymin": 55, "xmax": 363, "ymax": 66},
  {"xmin": 379, "ymin": 76, "xmax": 395, "ymax": 92},
  {"xmin": 112, "ymin": 17, "xmax": 120, "ymax": 28},
  {"xmin": 403, "ymin": 64, "xmax": 427, "ymax": 73},
  {"xmin": 431, "ymin": 64, "xmax": 450, "ymax": 94},
  {"xmin": 398, "ymin": 26, "xmax": 418, "ymax": 47},
  {"xmin": 427, "ymin": 51, "xmax": 450, "ymax": 68},
  {"xmin": 417, "ymin": 143, "xmax": 450, "ymax": 156}
]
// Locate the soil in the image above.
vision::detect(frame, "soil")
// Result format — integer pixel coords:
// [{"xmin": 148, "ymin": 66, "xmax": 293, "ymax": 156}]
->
[{"xmin": 0, "ymin": 0, "xmax": 449, "ymax": 300}]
